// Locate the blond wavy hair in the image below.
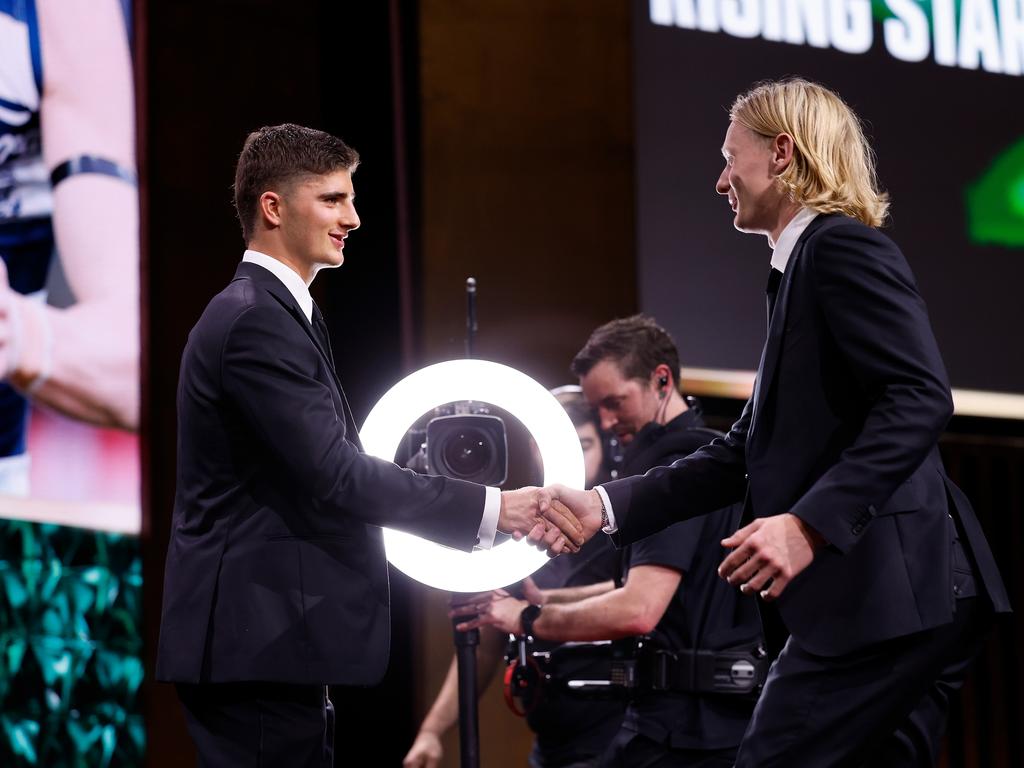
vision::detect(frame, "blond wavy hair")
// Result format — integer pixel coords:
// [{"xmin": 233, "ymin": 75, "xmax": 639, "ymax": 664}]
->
[{"xmin": 730, "ymin": 79, "xmax": 889, "ymax": 227}]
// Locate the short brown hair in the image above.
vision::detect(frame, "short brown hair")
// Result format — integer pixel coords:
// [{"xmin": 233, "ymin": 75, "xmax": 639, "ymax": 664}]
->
[
  {"xmin": 571, "ymin": 314, "xmax": 680, "ymax": 384},
  {"xmin": 233, "ymin": 124, "xmax": 360, "ymax": 242}
]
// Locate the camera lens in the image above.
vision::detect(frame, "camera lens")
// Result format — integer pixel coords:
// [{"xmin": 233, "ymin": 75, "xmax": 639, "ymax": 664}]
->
[{"xmin": 441, "ymin": 429, "xmax": 492, "ymax": 478}]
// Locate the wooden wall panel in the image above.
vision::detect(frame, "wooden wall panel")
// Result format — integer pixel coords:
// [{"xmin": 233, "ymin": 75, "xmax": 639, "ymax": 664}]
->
[{"xmin": 412, "ymin": 2, "xmax": 636, "ymax": 766}]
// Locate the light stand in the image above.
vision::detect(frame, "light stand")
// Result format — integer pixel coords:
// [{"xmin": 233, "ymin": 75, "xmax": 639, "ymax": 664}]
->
[
  {"xmin": 455, "ymin": 277, "xmax": 481, "ymax": 768},
  {"xmin": 358, "ymin": 284, "xmax": 586, "ymax": 768},
  {"xmin": 453, "ymin": 616, "xmax": 481, "ymax": 768}
]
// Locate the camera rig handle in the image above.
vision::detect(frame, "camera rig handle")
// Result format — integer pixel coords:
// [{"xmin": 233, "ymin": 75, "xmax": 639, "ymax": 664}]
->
[{"xmin": 503, "ymin": 633, "xmax": 546, "ymax": 717}]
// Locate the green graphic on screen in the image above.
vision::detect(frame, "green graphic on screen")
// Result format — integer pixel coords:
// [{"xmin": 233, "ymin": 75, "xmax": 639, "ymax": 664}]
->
[
  {"xmin": 966, "ymin": 137, "xmax": 1024, "ymax": 248},
  {"xmin": 0, "ymin": 522, "xmax": 144, "ymax": 767}
]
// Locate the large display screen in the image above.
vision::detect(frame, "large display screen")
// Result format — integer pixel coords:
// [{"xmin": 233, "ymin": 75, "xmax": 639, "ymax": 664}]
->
[
  {"xmin": 635, "ymin": 0, "xmax": 1024, "ymax": 408},
  {"xmin": 0, "ymin": 0, "xmax": 142, "ymax": 764}
]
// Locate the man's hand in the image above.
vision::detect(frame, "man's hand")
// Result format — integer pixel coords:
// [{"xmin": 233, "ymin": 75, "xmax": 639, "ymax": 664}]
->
[
  {"xmin": 521, "ymin": 576, "xmax": 545, "ymax": 606},
  {"xmin": 449, "ymin": 587, "xmax": 509, "ymax": 614},
  {"xmin": 718, "ymin": 513, "xmax": 825, "ymax": 601},
  {"xmin": 544, "ymin": 484, "xmax": 605, "ymax": 542},
  {"xmin": 402, "ymin": 731, "xmax": 443, "ymax": 768},
  {"xmin": 451, "ymin": 591, "xmax": 528, "ymax": 635},
  {"xmin": 499, "ymin": 487, "xmax": 583, "ymax": 555}
]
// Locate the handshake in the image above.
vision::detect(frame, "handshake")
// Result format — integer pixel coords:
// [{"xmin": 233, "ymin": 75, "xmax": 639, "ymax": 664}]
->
[{"xmin": 496, "ymin": 485, "xmax": 606, "ymax": 557}]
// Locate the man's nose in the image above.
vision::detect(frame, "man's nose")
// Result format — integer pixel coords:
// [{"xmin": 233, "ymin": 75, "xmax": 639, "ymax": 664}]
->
[
  {"xmin": 343, "ymin": 205, "xmax": 361, "ymax": 232},
  {"xmin": 599, "ymin": 409, "xmax": 616, "ymax": 432},
  {"xmin": 715, "ymin": 168, "xmax": 730, "ymax": 195}
]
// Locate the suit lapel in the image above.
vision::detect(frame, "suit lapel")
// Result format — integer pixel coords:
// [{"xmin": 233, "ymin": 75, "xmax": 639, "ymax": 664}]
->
[
  {"xmin": 747, "ymin": 214, "xmax": 833, "ymax": 445},
  {"xmin": 233, "ymin": 262, "xmax": 363, "ymax": 449}
]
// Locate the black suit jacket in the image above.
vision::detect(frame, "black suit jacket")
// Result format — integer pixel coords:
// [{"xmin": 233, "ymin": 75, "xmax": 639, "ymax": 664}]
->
[
  {"xmin": 604, "ymin": 214, "xmax": 1009, "ymax": 656},
  {"xmin": 156, "ymin": 262, "xmax": 485, "ymax": 685}
]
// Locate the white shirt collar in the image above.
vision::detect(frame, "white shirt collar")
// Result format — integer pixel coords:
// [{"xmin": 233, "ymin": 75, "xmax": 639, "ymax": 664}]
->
[
  {"xmin": 242, "ymin": 250, "xmax": 314, "ymax": 322},
  {"xmin": 770, "ymin": 208, "xmax": 819, "ymax": 273}
]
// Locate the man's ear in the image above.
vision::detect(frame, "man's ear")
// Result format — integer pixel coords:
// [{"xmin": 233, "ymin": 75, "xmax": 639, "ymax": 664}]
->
[
  {"xmin": 258, "ymin": 191, "xmax": 284, "ymax": 229},
  {"xmin": 772, "ymin": 133, "xmax": 795, "ymax": 175},
  {"xmin": 652, "ymin": 363, "xmax": 673, "ymax": 393}
]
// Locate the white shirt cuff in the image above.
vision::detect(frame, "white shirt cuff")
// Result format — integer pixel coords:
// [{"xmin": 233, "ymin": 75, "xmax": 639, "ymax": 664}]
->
[
  {"xmin": 476, "ymin": 486, "xmax": 501, "ymax": 550},
  {"xmin": 594, "ymin": 485, "xmax": 618, "ymax": 534}
]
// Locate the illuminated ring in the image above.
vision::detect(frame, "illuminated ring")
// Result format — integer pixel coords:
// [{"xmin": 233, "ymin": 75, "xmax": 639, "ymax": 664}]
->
[{"xmin": 360, "ymin": 359, "xmax": 585, "ymax": 592}]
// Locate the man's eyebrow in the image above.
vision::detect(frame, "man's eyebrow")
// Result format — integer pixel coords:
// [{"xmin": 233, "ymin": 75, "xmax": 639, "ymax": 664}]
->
[{"xmin": 319, "ymin": 190, "xmax": 352, "ymax": 200}]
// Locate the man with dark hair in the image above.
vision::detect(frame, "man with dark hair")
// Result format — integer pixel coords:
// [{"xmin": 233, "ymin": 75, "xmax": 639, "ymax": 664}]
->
[
  {"xmin": 570, "ymin": 314, "xmax": 682, "ymax": 448},
  {"xmin": 456, "ymin": 315, "xmax": 762, "ymax": 768},
  {"xmin": 571, "ymin": 315, "xmax": 680, "ymax": 396},
  {"xmin": 548, "ymin": 80, "xmax": 1009, "ymax": 766},
  {"xmin": 156, "ymin": 124, "xmax": 581, "ymax": 767}
]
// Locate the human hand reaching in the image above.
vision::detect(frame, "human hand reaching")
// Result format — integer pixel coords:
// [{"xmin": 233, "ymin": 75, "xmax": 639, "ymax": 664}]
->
[
  {"xmin": 542, "ymin": 485, "xmax": 605, "ymax": 543},
  {"xmin": 450, "ymin": 590, "xmax": 528, "ymax": 635},
  {"xmin": 498, "ymin": 487, "xmax": 583, "ymax": 556},
  {"xmin": 718, "ymin": 513, "xmax": 825, "ymax": 600},
  {"xmin": 402, "ymin": 730, "xmax": 443, "ymax": 768}
]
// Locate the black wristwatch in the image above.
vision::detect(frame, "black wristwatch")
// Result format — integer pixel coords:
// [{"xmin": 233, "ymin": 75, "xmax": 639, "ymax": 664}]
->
[{"xmin": 519, "ymin": 604, "xmax": 542, "ymax": 639}]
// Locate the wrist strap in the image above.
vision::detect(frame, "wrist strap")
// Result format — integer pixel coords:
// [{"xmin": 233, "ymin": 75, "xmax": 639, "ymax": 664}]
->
[
  {"xmin": 519, "ymin": 603, "xmax": 542, "ymax": 639},
  {"xmin": 50, "ymin": 155, "xmax": 137, "ymax": 188}
]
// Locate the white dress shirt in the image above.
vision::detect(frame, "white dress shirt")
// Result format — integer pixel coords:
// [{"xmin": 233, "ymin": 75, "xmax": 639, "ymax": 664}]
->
[
  {"xmin": 240, "ymin": 250, "xmax": 501, "ymax": 547},
  {"xmin": 770, "ymin": 207, "xmax": 818, "ymax": 274},
  {"xmin": 243, "ymin": 250, "xmax": 314, "ymax": 321}
]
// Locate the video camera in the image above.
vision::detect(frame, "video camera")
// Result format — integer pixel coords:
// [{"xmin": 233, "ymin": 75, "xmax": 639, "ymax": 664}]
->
[{"xmin": 402, "ymin": 402, "xmax": 509, "ymax": 487}]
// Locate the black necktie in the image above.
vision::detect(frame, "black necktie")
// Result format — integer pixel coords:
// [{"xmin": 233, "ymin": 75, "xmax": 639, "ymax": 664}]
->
[
  {"xmin": 311, "ymin": 303, "xmax": 336, "ymax": 368},
  {"xmin": 766, "ymin": 267, "xmax": 783, "ymax": 326}
]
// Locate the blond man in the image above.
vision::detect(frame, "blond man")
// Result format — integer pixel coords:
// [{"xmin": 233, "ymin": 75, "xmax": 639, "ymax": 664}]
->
[{"xmin": 549, "ymin": 79, "xmax": 1009, "ymax": 766}]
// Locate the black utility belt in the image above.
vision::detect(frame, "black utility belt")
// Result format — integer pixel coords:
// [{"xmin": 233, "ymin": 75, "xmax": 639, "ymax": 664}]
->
[
  {"xmin": 519, "ymin": 639, "xmax": 768, "ymax": 698},
  {"xmin": 638, "ymin": 646, "xmax": 768, "ymax": 696}
]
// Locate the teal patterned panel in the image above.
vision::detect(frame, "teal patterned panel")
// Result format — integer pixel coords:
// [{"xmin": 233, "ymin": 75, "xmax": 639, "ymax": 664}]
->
[{"xmin": 0, "ymin": 520, "xmax": 144, "ymax": 767}]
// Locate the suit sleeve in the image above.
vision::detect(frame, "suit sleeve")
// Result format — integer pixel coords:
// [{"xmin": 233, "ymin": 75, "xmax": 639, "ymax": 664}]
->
[
  {"xmin": 790, "ymin": 224, "xmax": 953, "ymax": 552},
  {"xmin": 603, "ymin": 401, "xmax": 750, "ymax": 546},
  {"xmin": 220, "ymin": 303, "xmax": 485, "ymax": 551}
]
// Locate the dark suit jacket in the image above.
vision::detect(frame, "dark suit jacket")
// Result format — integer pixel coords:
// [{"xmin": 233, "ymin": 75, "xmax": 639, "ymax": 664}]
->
[
  {"xmin": 603, "ymin": 214, "xmax": 1009, "ymax": 656},
  {"xmin": 156, "ymin": 262, "xmax": 485, "ymax": 686}
]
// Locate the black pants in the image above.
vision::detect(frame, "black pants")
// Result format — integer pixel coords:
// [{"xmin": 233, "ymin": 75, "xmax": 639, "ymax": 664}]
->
[
  {"xmin": 600, "ymin": 729, "xmax": 736, "ymax": 768},
  {"xmin": 176, "ymin": 682, "xmax": 335, "ymax": 767},
  {"xmin": 735, "ymin": 597, "xmax": 991, "ymax": 768}
]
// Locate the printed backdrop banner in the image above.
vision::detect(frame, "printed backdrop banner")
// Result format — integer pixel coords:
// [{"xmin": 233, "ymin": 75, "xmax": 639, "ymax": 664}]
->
[{"xmin": 0, "ymin": 0, "xmax": 142, "ymax": 764}]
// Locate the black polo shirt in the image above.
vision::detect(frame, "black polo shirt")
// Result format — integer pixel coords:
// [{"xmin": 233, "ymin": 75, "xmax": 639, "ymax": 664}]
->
[{"xmin": 619, "ymin": 411, "xmax": 762, "ymax": 750}]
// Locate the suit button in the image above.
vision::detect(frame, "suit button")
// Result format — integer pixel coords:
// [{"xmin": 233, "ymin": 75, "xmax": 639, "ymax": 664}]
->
[
  {"xmin": 852, "ymin": 523, "xmax": 864, "ymax": 535},
  {"xmin": 953, "ymin": 585, "xmax": 961, "ymax": 595}
]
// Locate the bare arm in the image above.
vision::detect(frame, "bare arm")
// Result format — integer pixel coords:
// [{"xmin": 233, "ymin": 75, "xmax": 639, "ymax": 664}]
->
[
  {"xmin": 455, "ymin": 565, "xmax": 681, "ymax": 642},
  {"xmin": 7, "ymin": 0, "xmax": 139, "ymax": 429},
  {"xmin": 533, "ymin": 579, "xmax": 616, "ymax": 605}
]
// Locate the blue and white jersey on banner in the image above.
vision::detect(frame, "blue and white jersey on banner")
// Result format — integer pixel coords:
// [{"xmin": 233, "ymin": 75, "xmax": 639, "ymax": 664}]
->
[{"xmin": 0, "ymin": 0, "xmax": 53, "ymax": 480}]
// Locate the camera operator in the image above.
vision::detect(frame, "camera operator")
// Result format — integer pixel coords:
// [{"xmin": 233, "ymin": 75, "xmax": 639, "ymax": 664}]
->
[
  {"xmin": 403, "ymin": 397, "xmax": 625, "ymax": 768},
  {"xmin": 454, "ymin": 316, "xmax": 764, "ymax": 768}
]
